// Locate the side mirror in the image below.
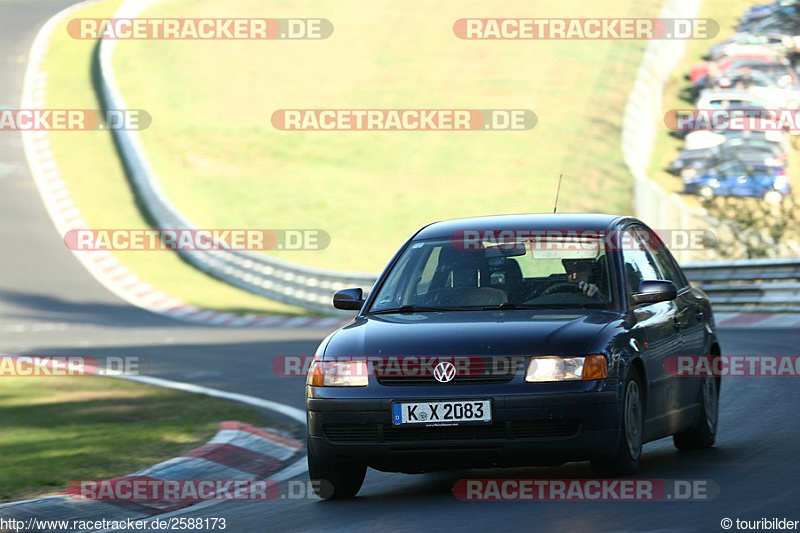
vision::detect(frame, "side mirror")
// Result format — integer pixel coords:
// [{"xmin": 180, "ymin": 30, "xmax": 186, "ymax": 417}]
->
[
  {"xmin": 632, "ymin": 280, "xmax": 677, "ymax": 305},
  {"xmin": 333, "ymin": 288, "xmax": 365, "ymax": 311}
]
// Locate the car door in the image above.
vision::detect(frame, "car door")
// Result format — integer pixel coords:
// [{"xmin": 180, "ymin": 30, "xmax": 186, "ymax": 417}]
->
[
  {"xmin": 645, "ymin": 232, "xmax": 708, "ymax": 422},
  {"xmin": 621, "ymin": 227, "xmax": 683, "ymax": 440}
]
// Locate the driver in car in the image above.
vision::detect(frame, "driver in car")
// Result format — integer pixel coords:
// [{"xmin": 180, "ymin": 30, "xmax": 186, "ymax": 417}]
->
[{"xmin": 562, "ymin": 259, "xmax": 600, "ymax": 297}]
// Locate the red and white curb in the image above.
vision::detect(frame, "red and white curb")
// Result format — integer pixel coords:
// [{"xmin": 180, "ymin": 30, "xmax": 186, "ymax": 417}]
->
[
  {"xmin": 0, "ymin": 374, "xmax": 310, "ymax": 531},
  {"xmin": 0, "ymin": 422, "xmax": 306, "ymax": 525},
  {"xmin": 714, "ymin": 312, "xmax": 800, "ymax": 329},
  {"xmin": 19, "ymin": 1, "xmax": 347, "ymax": 329}
]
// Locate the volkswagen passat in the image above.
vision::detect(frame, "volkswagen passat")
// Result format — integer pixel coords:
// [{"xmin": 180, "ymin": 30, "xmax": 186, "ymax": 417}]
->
[{"xmin": 306, "ymin": 214, "xmax": 721, "ymax": 499}]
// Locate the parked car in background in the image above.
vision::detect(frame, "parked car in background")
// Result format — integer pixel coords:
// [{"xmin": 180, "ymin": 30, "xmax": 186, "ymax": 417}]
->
[
  {"xmin": 695, "ymin": 89, "xmax": 780, "ymax": 110},
  {"xmin": 690, "ymin": 52, "xmax": 788, "ymax": 84},
  {"xmin": 739, "ymin": 0, "xmax": 798, "ymax": 27},
  {"xmin": 683, "ymin": 160, "xmax": 791, "ymax": 202},
  {"xmin": 684, "ymin": 130, "xmax": 790, "ymax": 153},
  {"xmin": 671, "ymin": 136, "xmax": 786, "ymax": 177},
  {"xmin": 712, "ymin": 69, "xmax": 800, "ymax": 107},
  {"xmin": 706, "ymin": 33, "xmax": 794, "ymax": 61}
]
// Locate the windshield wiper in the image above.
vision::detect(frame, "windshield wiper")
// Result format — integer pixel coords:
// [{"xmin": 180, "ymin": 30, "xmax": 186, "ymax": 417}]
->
[
  {"xmin": 369, "ymin": 305, "xmax": 456, "ymax": 314},
  {"xmin": 480, "ymin": 303, "xmax": 596, "ymax": 310},
  {"xmin": 479, "ymin": 303, "xmax": 544, "ymax": 310}
]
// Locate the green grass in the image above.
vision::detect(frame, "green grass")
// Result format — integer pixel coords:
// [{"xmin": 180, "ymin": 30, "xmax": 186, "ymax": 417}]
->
[
  {"xmin": 46, "ymin": 0, "xmax": 663, "ymax": 312},
  {"xmin": 112, "ymin": 0, "xmax": 662, "ymax": 273},
  {"xmin": 43, "ymin": 0, "xmax": 304, "ymax": 315},
  {"xmin": 0, "ymin": 376, "xmax": 270, "ymax": 502}
]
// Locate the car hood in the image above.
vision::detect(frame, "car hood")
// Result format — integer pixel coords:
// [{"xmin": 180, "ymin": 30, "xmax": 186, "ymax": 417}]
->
[{"xmin": 323, "ymin": 310, "xmax": 621, "ymax": 358}]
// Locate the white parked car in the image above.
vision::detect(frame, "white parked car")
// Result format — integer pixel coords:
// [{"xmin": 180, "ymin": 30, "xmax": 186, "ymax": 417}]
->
[
  {"xmin": 696, "ymin": 89, "xmax": 782, "ymax": 110},
  {"xmin": 707, "ymin": 33, "xmax": 794, "ymax": 61},
  {"xmin": 684, "ymin": 130, "xmax": 790, "ymax": 152}
]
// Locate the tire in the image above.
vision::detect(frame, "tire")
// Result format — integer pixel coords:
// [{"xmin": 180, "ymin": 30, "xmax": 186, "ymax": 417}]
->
[
  {"xmin": 764, "ymin": 190, "xmax": 783, "ymax": 204},
  {"xmin": 307, "ymin": 440, "xmax": 366, "ymax": 500},
  {"xmin": 698, "ymin": 186, "xmax": 715, "ymax": 200},
  {"xmin": 673, "ymin": 375, "xmax": 718, "ymax": 450},
  {"xmin": 591, "ymin": 367, "xmax": 644, "ymax": 477}
]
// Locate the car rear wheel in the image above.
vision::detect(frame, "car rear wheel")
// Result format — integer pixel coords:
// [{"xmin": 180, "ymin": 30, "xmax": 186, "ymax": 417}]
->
[
  {"xmin": 307, "ymin": 441, "xmax": 366, "ymax": 500},
  {"xmin": 591, "ymin": 367, "xmax": 643, "ymax": 477},
  {"xmin": 698, "ymin": 186, "xmax": 715, "ymax": 200},
  {"xmin": 673, "ymin": 375, "xmax": 718, "ymax": 450},
  {"xmin": 764, "ymin": 189, "xmax": 783, "ymax": 204}
]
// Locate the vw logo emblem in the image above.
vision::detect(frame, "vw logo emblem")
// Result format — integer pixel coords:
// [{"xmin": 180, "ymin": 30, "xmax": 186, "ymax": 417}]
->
[{"xmin": 433, "ymin": 361, "xmax": 457, "ymax": 383}]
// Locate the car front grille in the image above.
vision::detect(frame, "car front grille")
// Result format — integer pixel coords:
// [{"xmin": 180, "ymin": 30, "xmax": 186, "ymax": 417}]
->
[
  {"xmin": 323, "ymin": 419, "xmax": 580, "ymax": 443},
  {"xmin": 375, "ymin": 356, "xmax": 521, "ymax": 386},
  {"xmin": 323, "ymin": 423, "xmax": 380, "ymax": 442}
]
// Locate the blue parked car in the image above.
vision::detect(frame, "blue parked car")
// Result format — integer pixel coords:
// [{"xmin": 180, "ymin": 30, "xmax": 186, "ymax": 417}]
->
[{"xmin": 683, "ymin": 160, "xmax": 791, "ymax": 202}]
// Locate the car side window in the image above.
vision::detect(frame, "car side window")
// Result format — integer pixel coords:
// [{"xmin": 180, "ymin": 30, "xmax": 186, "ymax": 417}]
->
[
  {"xmin": 644, "ymin": 233, "xmax": 689, "ymax": 290},
  {"xmin": 621, "ymin": 228, "xmax": 661, "ymax": 296}
]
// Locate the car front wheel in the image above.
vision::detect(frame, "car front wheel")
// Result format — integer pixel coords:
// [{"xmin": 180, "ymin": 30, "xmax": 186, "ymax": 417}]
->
[
  {"xmin": 591, "ymin": 367, "xmax": 644, "ymax": 476},
  {"xmin": 307, "ymin": 440, "xmax": 366, "ymax": 500}
]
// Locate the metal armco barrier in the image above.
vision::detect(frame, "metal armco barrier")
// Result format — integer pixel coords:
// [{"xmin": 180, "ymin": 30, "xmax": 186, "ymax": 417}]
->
[
  {"xmin": 98, "ymin": 0, "xmax": 798, "ymax": 314},
  {"xmin": 683, "ymin": 258, "xmax": 800, "ymax": 311},
  {"xmin": 96, "ymin": 0, "xmax": 375, "ymax": 314}
]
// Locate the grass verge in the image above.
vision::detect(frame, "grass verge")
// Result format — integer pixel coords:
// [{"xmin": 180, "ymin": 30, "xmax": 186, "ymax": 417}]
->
[
  {"xmin": 0, "ymin": 376, "xmax": 271, "ymax": 502},
  {"xmin": 110, "ymin": 0, "xmax": 661, "ymax": 273},
  {"xmin": 46, "ymin": 0, "xmax": 663, "ymax": 310},
  {"xmin": 43, "ymin": 0, "xmax": 304, "ymax": 315}
]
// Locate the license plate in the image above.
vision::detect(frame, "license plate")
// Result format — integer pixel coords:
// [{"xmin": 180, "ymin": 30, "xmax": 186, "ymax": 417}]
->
[{"xmin": 392, "ymin": 400, "xmax": 491, "ymax": 426}]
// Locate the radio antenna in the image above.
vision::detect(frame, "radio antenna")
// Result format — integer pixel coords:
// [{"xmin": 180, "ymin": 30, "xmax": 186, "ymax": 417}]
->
[{"xmin": 553, "ymin": 173, "xmax": 563, "ymax": 213}]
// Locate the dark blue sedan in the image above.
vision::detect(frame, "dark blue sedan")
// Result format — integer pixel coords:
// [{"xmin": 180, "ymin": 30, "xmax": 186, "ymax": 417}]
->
[{"xmin": 306, "ymin": 214, "xmax": 721, "ymax": 499}]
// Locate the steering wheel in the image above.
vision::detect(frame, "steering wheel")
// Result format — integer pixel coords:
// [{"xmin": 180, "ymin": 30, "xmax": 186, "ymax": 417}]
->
[
  {"xmin": 541, "ymin": 282, "xmax": 583, "ymax": 296},
  {"xmin": 541, "ymin": 281, "xmax": 608, "ymax": 303}
]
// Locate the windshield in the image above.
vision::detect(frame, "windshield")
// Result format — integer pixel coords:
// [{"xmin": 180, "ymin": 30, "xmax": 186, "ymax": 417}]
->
[{"xmin": 369, "ymin": 235, "xmax": 613, "ymax": 312}]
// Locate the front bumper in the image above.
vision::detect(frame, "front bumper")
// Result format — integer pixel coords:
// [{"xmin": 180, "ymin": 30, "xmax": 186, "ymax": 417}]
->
[{"xmin": 307, "ymin": 385, "xmax": 621, "ymax": 472}]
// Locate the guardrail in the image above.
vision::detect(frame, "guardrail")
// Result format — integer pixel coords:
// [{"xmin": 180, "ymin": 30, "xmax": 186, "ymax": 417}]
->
[
  {"xmin": 683, "ymin": 258, "xmax": 800, "ymax": 311},
  {"xmin": 96, "ymin": 0, "xmax": 376, "ymax": 314},
  {"xmin": 98, "ymin": 0, "xmax": 800, "ymax": 314},
  {"xmin": 621, "ymin": 0, "xmax": 716, "ymax": 265}
]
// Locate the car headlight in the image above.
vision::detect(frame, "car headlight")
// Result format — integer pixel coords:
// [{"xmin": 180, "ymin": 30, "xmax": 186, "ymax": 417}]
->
[
  {"xmin": 307, "ymin": 360, "xmax": 369, "ymax": 387},
  {"xmin": 525, "ymin": 355, "xmax": 607, "ymax": 382}
]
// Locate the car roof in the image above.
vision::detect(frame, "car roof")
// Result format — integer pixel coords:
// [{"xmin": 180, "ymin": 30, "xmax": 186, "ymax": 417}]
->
[
  {"xmin": 413, "ymin": 213, "xmax": 634, "ymax": 240},
  {"xmin": 698, "ymin": 89, "xmax": 767, "ymax": 99}
]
